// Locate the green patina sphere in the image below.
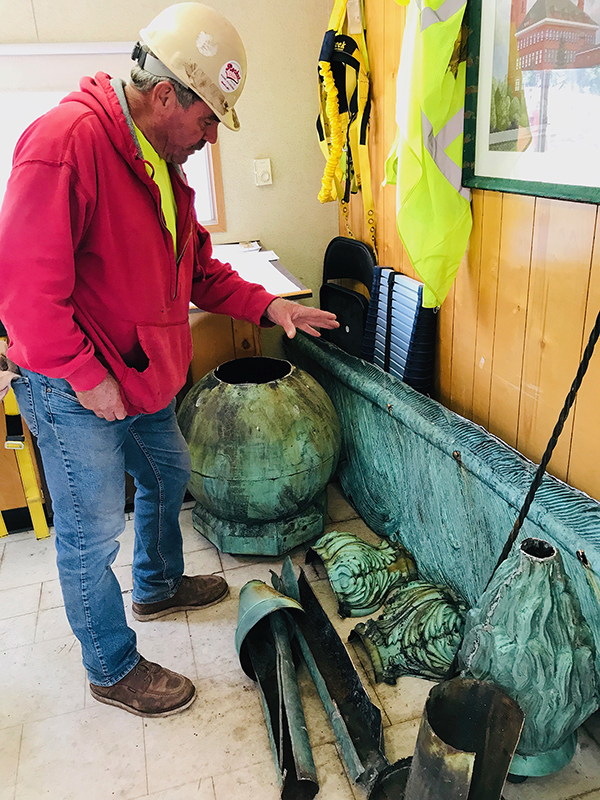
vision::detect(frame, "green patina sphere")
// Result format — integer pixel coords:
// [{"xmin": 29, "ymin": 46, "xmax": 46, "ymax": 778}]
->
[{"xmin": 177, "ymin": 357, "xmax": 341, "ymax": 526}]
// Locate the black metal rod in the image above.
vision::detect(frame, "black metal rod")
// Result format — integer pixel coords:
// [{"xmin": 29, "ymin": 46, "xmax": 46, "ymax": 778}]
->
[{"xmin": 489, "ymin": 306, "xmax": 600, "ymax": 583}]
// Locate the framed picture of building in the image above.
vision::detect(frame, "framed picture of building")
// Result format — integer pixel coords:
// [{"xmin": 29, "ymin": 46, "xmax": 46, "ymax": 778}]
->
[{"xmin": 463, "ymin": 0, "xmax": 600, "ymax": 201}]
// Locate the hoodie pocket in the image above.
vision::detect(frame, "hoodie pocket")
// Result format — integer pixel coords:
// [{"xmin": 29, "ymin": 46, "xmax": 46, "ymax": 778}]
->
[{"xmin": 120, "ymin": 320, "xmax": 193, "ymax": 414}]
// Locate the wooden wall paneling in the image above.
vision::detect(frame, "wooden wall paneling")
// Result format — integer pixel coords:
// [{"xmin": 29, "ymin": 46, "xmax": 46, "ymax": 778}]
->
[
  {"xmin": 448, "ymin": 189, "xmax": 483, "ymax": 419},
  {"xmin": 435, "ymin": 279, "xmax": 455, "ymax": 408},
  {"xmin": 565, "ymin": 209, "xmax": 600, "ymax": 500},
  {"xmin": 337, "ymin": 202, "xmax": 365, "ymax": 254},
  {"xmin": 337, "ymin": 206, "xmax": 346, "ymax": 243},
  {"xmin": 487, "ymin": 193, "xmax": 535, "ymax": 449},
  {"xmin": 516, "ymin": 198, "xmax": 596, "ymax": 481},
  {"xmin": 189, "ymin": 311, "xmax": 232, "ymax": 384},
  {"xmin": 361, "ymin": 0, "xmax": 385, "ymax": 261},
  {"xmin": 348, "ymin": 182, "xmax": 366, "ymax": 244},
  {"xmin": 188, "ymin": 311, "xmax": 260, "ymax": 385},
  {"xmin": 471, "ymin": 191, "xmax": 503, "ymax": 429}
]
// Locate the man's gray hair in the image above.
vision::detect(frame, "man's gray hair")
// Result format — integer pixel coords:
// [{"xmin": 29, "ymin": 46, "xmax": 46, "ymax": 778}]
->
[{"xmin": 130, "ymin": 47, "xmax": 200, "ymax": 110}]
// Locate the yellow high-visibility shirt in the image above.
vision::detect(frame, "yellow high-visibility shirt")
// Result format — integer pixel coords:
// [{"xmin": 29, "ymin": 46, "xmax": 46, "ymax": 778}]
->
[
  {"xmin": 385, "ymin": 0, "xmax": 472, "ymax": 308},
  {"xmin": 133, "ymin": 122, "xmax": 178, "ymax": 256}
]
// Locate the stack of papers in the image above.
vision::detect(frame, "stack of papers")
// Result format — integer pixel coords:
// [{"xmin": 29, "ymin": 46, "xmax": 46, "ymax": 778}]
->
[{"xmin": 212, "ymin": 242, "xmax": 303, "ymax": 296}]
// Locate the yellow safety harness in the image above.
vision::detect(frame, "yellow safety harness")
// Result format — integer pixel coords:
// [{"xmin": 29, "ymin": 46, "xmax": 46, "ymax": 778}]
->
[
  {"xmin": 317, "ymin": 0, "xmax": 377, "ymax": 259},
  {"xmin": 1, "ymin": 340, "xmax": 49, "ymax": 539}
]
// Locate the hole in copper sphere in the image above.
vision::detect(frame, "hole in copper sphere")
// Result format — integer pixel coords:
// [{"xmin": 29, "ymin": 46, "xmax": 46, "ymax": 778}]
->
[
  {"xmin": 215, "ymin": 357, "xmax": 292, "ymax": 385},
  {"xmin": 521, "ymin": 538, "xmax": 555, "ymax": 559}
]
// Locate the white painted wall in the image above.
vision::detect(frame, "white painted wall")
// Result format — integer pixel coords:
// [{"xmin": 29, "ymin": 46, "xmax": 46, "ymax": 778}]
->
[{"xmin": 1, "ymin": 0, "xmax": 338, "ymax": 355}]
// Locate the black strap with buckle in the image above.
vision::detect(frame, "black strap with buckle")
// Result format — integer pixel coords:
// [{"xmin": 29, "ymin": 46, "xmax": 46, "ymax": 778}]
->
[{"xmin": 4, "ymin": 411, "xmax": 25, "ymax": 450}]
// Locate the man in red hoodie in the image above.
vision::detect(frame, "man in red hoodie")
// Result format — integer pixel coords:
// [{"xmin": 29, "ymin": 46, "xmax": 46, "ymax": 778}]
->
[{"xmin": 0, "ymin": 3, "xmax": 337, "ymax": 717}]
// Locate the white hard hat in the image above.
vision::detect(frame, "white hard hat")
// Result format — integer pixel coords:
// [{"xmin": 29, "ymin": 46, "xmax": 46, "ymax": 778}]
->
[{"xmin": 134, "ymin": 2, "xmax": 247, "ymax": 131}]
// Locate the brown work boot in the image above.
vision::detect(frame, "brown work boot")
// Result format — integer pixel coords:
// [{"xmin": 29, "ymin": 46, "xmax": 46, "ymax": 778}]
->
[
  {"xmin": 89, "ymin": 657, "xmax": 196, "ymax": 717},
  {"xmin": 131, "ymin": 574, "xmax": 229, "ymax": 622}
]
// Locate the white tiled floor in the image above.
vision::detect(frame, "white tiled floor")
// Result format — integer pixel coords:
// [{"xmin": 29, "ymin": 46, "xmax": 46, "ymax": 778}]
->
[{"xmin": 2, "ymin": 483, "xmax": 600, "ymax": 799}]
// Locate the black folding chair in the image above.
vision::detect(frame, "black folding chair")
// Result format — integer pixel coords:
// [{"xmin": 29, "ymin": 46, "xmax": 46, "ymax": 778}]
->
[{"xmin": 319, "ymin": 236, "xmax": 376, "ymax": 357}]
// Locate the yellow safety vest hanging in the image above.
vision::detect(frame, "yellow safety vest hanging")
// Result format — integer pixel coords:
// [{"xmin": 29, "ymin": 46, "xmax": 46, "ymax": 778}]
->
[
  {"xmin": 385, "ymin": 0, "xmax": 472, "ymax": 308},
  {"xmin": 317, "ymin": 0, "xmax": 378, "ymax": 259}
]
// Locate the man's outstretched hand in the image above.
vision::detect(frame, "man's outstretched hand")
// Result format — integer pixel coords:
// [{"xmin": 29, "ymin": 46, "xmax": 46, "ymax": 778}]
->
[{"xmin": 265, "ymin": 298, "xmax": 339, "ymax": 339}]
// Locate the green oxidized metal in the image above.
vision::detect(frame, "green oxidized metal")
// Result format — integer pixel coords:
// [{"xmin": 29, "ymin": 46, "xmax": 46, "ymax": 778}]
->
[
  {"xmin": 307, "ymin": 530, "xmax": 418, "ymax": 617},
  {"xmin": 401, "ymin": 679, "xmax": 524, "ymax": 800},
  {"xmin": 235, "ymin": 579, "xmax": 304, "ymax": 679},
  {"xmin": 350, "ymin": 581, "xmax": 468, "ymax": 683},
  {"xmin": 235, "ymin": 580, "xmax": 318, "ymax": 799},
  {"xmin": 458, "ymin": 538, "xmax": 599, "ymax": 778},
  {"xmin": 177, "ymin": 357, "xmax": 341, "ymax": 555}
]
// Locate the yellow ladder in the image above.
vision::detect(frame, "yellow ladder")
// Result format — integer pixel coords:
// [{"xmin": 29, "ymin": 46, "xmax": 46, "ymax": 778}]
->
[{"xmin": 2, "ymin": 387, "xmax": 49, "ymax": 540}]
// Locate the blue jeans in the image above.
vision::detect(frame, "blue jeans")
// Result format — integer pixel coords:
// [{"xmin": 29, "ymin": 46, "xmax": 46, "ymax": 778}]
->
[{"xmin": 12, "ymin": 370, "xmax": 191, "ymax": 686}]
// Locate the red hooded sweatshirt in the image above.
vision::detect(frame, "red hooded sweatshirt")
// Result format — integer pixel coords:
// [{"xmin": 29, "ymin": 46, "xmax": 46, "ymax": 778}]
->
[{"xmin": 0, "ymin": 73, "xmax": 278, "ymax": 415}]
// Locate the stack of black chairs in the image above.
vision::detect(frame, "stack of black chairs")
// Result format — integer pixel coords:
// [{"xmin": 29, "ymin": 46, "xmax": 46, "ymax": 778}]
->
[
  {"xmin": 319, "ymin": 238, "xmax": 437, "ymax": 395},
  {"xmin": 360, "ymin": 267, "xmax": 437, "ymax": 395}
]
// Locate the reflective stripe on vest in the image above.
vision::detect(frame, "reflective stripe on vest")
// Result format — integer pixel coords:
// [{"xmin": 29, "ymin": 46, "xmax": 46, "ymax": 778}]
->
[
  {"xmin": 417, "ymin": 0, "xmax": 466, "ymax": 31},
  {"xmin": 422, "ymin": 109, "xmax": 471, "ymax": 200}
]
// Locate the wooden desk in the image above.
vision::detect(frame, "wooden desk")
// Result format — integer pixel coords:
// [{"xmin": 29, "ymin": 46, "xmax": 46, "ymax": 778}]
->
[
  {"xmin": 188, "ymin": 309, "xmax": 263, "ymax": 385},
  {"xmin": 264, "ymin": 257, "xmax": 312, "ymax": 300}
]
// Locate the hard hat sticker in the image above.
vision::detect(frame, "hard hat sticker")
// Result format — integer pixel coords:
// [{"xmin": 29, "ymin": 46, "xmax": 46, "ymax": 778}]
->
[
  {"xmin": 219, "ymin": 61, "xmax": 242, "ymax": 93},
  {"xmin": 196, "ymin": 32, "xmax": 218, "ymax": 57}
]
